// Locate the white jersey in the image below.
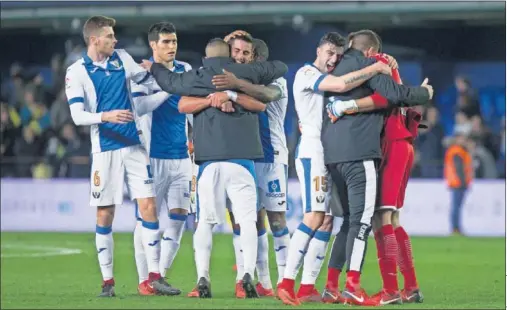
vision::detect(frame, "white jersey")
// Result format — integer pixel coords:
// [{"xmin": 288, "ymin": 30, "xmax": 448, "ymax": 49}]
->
[
  {"xmin": 293, "ymin": 63, "xmax": 327, "ymax": 159},
  {"xmin": 65, "ymin": 49, "xmax": 150, "ymax": 153},
  {"xmin": 130, "ymin": 60, "xmax": 192, "ymax": 158},
  {"xmin": 257, "ymin": 77, "xmax": 289, "ymax": 165}
]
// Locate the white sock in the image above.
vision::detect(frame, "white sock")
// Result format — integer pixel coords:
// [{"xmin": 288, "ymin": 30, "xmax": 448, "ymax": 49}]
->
[
  {"xmin": 193, "ymin": 222, "xmax": 214, "ymax": 281},
  {"xmin": 232, "ymin": 229, "xmax": 244, "ymax": 282},
  {"xmin": 272, "ymin": 226, "xmax": 290, "ymax": 284},
  {"xmin": 96, "ymin": 225, "xmax": 114, "ymax": 281},
  {"xmin": 133, "ymin": 220, "xmax": 148, "ymax": 283},
  {"xmin": 141, "ymin": 220, "xmax": 161, "ymax": 275},
  {"xmin": 301, "ymin": 230, "xmax": 331, "ymax": 285},
  {"xmin": 239, "ymin": 220, "xmax": 258, "ymax": 278},
  {"xmin": 160, "ymin": 214, "xmax": 187, "ymax": 277},
  {"xmin": 256, "ymin": 229, "xmax": 272, "ymax": 289},
  {"xmin": 283, "ymin": 223, "xmax": 315, "ymax": 280}
]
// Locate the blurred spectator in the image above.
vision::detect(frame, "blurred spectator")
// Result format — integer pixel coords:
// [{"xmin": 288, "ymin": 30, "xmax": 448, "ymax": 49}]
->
[
  {"xmin": 454, "ymin": 75, "xmax": 481, "ymax": 119},
  {"xmin": 50, "ymin": 88, "xmax": 72, "ymax": 131},
  {"xmin": 454, "ymin": 111, "xmax": 469, "ymax": 126},
  {"xmin": 444, "ymin": 125, "xmax": 473, "ymax": 236},
  {"xmin": 469, "ymin": 115, "xmax": 498, "ymax": 159},
  {"xmin": 470, "ymin": 136, "xmax": 497, "ymax": 179},
  {"xmin": 1, "ymin": 63, "xmax": 26, "ymax": 108},
  {"xmin": 64, "ymin": 41, "xmax": 85, "ymax": 68},
  {"xmin": 48, "ymin": 54, "xmax": 66, "ymax": 98},
  {"xmin": 13, "ymin": 127, "xmax": 43, "ymax": 177},
  {"xmin": 26, "ymin": 72, "xmax": 51, "ymax": 107},
  {"xmin": 415, "ymin": 106, "xmax": 445, "ymax": 178},
  {"xmin": 46, "ymin": 123, "xmax": 90, "ymax": 178}
]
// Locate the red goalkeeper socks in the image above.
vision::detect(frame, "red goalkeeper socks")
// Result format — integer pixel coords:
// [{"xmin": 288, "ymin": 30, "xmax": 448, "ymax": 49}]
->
[
  {"xmin": 380, "ymin": 225, "xmax": 399, "ymax": 293},
  {"xmin": 394, "ymin": 226, "xmax": 419, "ymax": 290}
]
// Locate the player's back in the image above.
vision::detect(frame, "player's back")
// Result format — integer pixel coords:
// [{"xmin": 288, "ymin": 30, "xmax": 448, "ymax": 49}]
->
[
  {"xmin": 293, "ymin": 64, "xmax": 325, "ymax": 159},
  {"xmin": 257, "ymin": 77, "xmax": 289, "ymax": 165},
  {"xmin": 133, "ymin": 60, "xmax": 192, "ymax": 159},
  {"xmin": 65, "ymin": 49, "xmax": 147, "ymax": 153}
]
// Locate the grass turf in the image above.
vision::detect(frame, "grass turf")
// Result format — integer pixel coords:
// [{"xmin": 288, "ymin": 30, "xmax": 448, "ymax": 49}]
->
[{"xmin": 1, "ymin": 232, "xmax": 505, "ymax": 309}]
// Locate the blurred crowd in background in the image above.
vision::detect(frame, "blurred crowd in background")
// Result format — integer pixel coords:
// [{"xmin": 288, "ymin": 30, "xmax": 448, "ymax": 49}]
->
[
  {"xmin": 1, "ymin": 43, "xmax": 504, "ymax": 180},
  {"xmin": 0, "ymin": 1, "xmax": 505, "ymax": 180}
]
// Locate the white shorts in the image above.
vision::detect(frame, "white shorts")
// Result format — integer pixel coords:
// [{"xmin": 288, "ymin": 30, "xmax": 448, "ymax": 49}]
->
[
  {"xmin": 196, "ymin": 160, "xmax": 257, "ymax": 225},
  {"xmin": 151, "ymin": 157, "xmax": 192, "ymax": 215},
  {"xmin": 295, "ymin": 156, "xmax": 331, "ymax": 214},
  {"xmin": 90, "ymin": 145, "xmax": 154, "ymax": 207},
  {"xmin": 190, "ymin": 162, "xmax": 199, "ymax": 215},
  {"xmin": 255, "ymin": 163, "xmax": 288, "ymax": 212}
]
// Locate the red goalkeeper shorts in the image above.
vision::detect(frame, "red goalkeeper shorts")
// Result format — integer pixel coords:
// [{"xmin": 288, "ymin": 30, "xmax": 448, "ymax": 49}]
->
[{"xmin": 378, "ymin": 139, "xmax": 414, "ymax": 210}]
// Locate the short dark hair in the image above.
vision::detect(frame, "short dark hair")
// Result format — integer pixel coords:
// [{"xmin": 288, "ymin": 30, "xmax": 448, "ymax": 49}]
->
[
  {"xmin": 82, "ymin": 15, "xmax": 116, "ymax": 45},
  {"xmin": 318, "ymin": 32, "xmax": 346, "ymax": 48},
  {"xmin": 348, "ymin": 29, "xmax": 382, "ymax": 52},
  {"xmin": 148, "ymin": 22, "xmax": 177, "ymax": 42},
  {"xmin": 253, "ymin": 38, "xmax": 269, "ymax": 61}
]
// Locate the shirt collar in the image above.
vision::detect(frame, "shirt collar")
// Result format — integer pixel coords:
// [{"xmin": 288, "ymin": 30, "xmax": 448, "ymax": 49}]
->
[
  {"xmin": 149, "ymin": 57, "xmax": 184, "ymax": 72},
  {"xmin": 82, "ymin": 51, "xmax": 120, "ymax": 69}
]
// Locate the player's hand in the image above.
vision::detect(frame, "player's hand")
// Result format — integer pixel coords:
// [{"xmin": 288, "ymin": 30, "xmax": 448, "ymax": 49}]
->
[
  {"xmin": 188, "ymin": 141, "xmax": 194, "ymax": 155},
  {"xmin": 421, "ymin": 78, "xmax": 434, "ymax": 100},
  {"xmin": 327, "ymin": 108, "xmax": 338, "ymax": 123},
  {"xmin": 224, "ymin": 30, "xmax": 251, "ymax": 43},
  {"xmin": 374, "ymin": 61, "xmax": 392, "ymax": 76},
  {"xmin": 327, "ymin": 98, "xmax": 359, "ymax": 119},
  {"xmin": 382, "ymin": 53, "xmax": 399, "ymax": 70},
  {"xmin": 207, "ymin": 92, "xmax": 230, "ymax": 108},
  {"xmin": 220, "ymin": 101, "xmax": 235, "ymax": 113},
  {"xmin": 212, "ymin": 70, "xmax": 240, "ymax": 90},
  {"xmin": 140, "ymin": 60, "xmax": 153, "ymax": 72},
  {"xmin": 101, "ymin": 109, "xmax": 134, "ymax": 124}
]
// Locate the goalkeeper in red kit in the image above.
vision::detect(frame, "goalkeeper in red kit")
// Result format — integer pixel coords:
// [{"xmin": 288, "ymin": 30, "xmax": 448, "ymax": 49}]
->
[{"xmin": 324, "ymin": 53, "xmax": 430, "ymax": 305}]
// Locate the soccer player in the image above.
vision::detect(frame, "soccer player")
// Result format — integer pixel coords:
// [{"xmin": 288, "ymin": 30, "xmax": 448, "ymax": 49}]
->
[
  {"xmin": 327, "ymin": 54, "xmax": 429, "ymax": 305},
  {"xmin": 212, "ymin": 32, "xmax": 288, "ymax": 297},
  {"xmin": 65, "ymin": 15, "xmax": 179, "ymax": 297},
  {"xmin": 129, "ymin": 22, "xmax": 197, "ymax": 295},
  {"xmin": 276, "ymin": 32, "xmax": 392, "ymax": 306}
]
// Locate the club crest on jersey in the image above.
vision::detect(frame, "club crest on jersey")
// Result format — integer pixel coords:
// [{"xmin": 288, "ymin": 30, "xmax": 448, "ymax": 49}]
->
[
  {"xmin": 302, "ymin": 67, "xmax": 317, "ymax": 77},
  {"xmin": 110, "ymin": 60, "xmax": 120, "ymax": 68}
]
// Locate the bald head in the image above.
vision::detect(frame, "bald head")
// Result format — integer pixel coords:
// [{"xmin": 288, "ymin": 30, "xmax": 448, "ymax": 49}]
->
[
  {"xmin": 205, "ymin": 38, "xmax": 230, "ymax": 58},
  {"xmin": 348, "ymin": 29, "xmax": 381, "ymax": 54}
]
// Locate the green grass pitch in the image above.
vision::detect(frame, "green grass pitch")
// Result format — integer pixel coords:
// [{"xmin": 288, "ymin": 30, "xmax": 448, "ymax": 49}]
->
[{"xmin": 1, "ymin": 232, "xmax": 505, "ymax": 309}]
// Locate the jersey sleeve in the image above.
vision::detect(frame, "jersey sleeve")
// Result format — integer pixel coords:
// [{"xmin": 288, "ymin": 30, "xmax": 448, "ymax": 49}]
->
[
  {"xmin": 296, "ymin": 66, "xmax": 326, "ymax": 92},
  {"xmin": 65, "ymin": 65, "xmax": 85, "ymax": 106},
  {"xmin": 116, "ymin": 49, "xmax": 150, "ymax": 84},
  {"xmin": 269, "ymin": 77, "xmax": 288, "ymax": 98},
  {"xmin": 130, "ymin": 80, "xmax": 150, "ymax": 98}
]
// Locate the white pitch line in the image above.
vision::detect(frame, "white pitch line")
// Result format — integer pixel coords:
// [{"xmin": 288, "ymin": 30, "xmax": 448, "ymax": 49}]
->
[{"xmin": 1, "ymin": 244, "xmax": 83, "ymax": 258}]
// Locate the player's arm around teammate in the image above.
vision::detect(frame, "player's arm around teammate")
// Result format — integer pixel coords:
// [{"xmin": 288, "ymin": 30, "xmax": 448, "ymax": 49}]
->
[{"xmin": 326, "ymin": 53, "xmax": 427, "ymax": 305}]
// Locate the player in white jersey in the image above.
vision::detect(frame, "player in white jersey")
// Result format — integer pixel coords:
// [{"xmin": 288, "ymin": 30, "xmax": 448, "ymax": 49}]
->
[
  {"xmin": 128, "ymin": 22, "xmax": 199, "ymax": 295},
  {"xmin": 65, "ymin": 15, "xmax": 180, "ymax": 297},
  {"xmin": 277, "ymin": 32, "xmax": 391, "ymax": 305}
]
